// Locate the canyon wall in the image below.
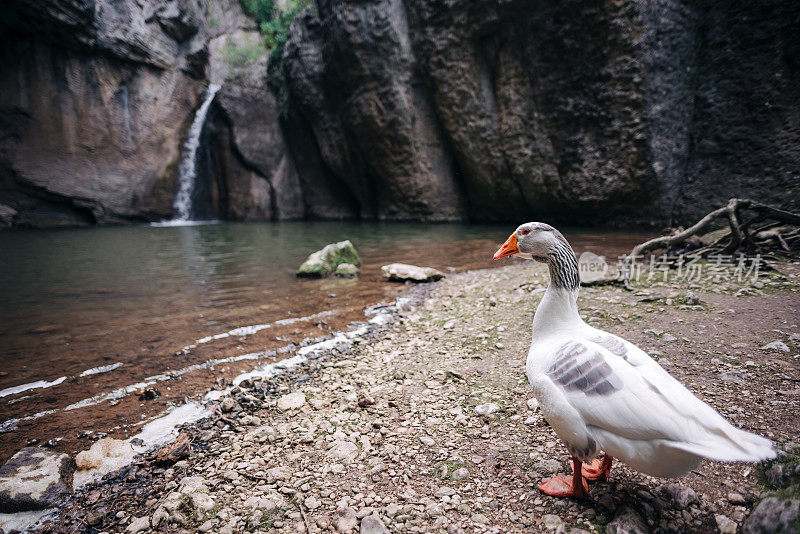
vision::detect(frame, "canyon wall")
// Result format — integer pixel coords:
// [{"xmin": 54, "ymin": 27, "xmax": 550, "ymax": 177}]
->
[{"xmin": 0, "ymin": 0, "xmax": 798, "ymax": 227}]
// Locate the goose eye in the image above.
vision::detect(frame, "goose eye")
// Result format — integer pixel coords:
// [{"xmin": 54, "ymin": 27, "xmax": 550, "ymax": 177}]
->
[{"xmin": 521, "ymin": 229, "xmax": 531, "ymax": 236}]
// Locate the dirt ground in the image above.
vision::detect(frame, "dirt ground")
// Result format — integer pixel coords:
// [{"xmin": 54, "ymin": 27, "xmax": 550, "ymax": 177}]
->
[{"xmin": 35, "ymin": 259, "xmax": 800, "ymax": 533}]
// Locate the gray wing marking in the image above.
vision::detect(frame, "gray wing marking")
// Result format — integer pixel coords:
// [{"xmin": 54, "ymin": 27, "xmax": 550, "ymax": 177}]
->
[
  {"xmin": 547, "ymin": 341, "xmax": 622, "ymax": 397},
  {"xmin": 590, "ymin": 334, "xmax": 641, "ymax": 366}
]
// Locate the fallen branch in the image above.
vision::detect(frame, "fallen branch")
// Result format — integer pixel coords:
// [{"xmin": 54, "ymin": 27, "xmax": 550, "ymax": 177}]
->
[{"xmin": 628, "ymin": 198, "xmax": 800, "ymax": 259}]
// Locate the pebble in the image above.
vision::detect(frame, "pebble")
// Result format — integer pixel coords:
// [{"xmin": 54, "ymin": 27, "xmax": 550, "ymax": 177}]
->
[
  {"xmin": 451, "ymin": 467, "xmax": 469, "ymax": 480},
  {"xmin": 715, "ymin": 514, "xmax": 737, "ymax": 534},
  {"xmin": 360, "ymin": 513, "xmax": 388, "ymax": 534},
  {"xmin": 419, "ymin": 436, "xmax": 436, "ymax": 447},
  {"xmin": 277, "ymin": 391, "xmax": 306, "ymax": 411},
  {"xmin": 125, "ymin": 516, "xmax": 150, "ymax": 534},
  {"xmin": 761, "ymin": 340, "xmax": 790, "ymax": 353},
  {"xmin": 474, "ymin": 402, "xmax": 500, "ymax": 415}
]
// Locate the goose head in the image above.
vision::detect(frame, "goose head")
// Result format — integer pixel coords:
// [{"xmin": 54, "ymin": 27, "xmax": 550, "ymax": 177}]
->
[{"xmin": 493, "ymin": 222, "xmax": 571, "ymax": 263}]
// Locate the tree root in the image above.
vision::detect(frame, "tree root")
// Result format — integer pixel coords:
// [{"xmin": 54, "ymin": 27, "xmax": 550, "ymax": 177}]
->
[{"xmin": 620, "ymin": 198, "xmax": 799, "ymax": 283}]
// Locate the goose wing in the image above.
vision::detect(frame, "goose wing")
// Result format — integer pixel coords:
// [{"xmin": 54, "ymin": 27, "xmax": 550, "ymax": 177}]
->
[{"xmin": 542, "ymin": 337, "xmax": 774, "ymax": 461}]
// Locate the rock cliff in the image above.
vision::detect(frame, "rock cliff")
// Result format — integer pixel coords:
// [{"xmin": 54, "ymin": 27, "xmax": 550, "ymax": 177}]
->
[
  {"xmin": 0, "ymin": 0, "xmax": 798, "ymax": 227},
  {"xmin": 281, "ymin": 0, "xmax": 800, "ymax": 224}
]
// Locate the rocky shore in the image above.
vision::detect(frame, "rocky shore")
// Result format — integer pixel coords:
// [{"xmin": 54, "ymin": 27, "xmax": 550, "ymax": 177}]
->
[{"xmin": 26, "ymin": 261, "xmax": 800, "ymax": 533}]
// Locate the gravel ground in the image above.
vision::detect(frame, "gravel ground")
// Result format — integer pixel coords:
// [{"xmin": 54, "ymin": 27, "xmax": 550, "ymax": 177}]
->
[{"xmin": 35, "ymin": 261, "xmax": 800, "ymax": 534}]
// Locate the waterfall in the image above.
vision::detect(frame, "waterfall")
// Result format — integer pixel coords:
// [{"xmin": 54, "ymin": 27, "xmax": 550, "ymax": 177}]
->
[{"xmin": 171, "ymin": 84, "xmax": 221, "ymax": 222}]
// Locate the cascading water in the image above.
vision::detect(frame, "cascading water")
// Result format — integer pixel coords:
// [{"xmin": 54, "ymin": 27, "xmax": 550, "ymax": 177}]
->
[{"xmin": 171, "ymin": 84, "xmax": 221, "ymax": 222}]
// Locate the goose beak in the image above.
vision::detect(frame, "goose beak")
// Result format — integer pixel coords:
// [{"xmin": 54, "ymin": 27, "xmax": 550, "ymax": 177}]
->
[{"xmin": 493, "ymin": 232, "xmax": 519, "ymax": 260}]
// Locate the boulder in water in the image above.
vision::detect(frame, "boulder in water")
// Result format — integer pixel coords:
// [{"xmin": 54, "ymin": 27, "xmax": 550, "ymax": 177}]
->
[
  {"xmin": 381, "ymin": 263, "xmax": 444, "ymax": 283},
  {"xmin": 297, "ymin": 240, "xmax": 361, "ymax": 278},
  {"xmin": 334, "ymin": 263, "xmax": 359, "ymax": 278},
  {"xmin": 0, "ymin": 447, "xmax": 71, "ymax": 512}
]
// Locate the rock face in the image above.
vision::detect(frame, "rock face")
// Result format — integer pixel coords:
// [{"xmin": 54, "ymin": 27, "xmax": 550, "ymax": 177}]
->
[
  {"xmin": 0, "ymin": 0, "xmax": 278, "ymax": 226},
  {"xmin": 280, "ymin": 0, "xmax": 800, "ymax": 224},
  {"xmin": 0, "ymin": 447, "xmax": 71, "ymax": 512},
  {"xmin": 1, "ymin": 0, "xmax": 798, "ymax": 226}
]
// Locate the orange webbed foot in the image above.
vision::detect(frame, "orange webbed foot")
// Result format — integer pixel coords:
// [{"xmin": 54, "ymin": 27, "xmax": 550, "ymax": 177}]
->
[
  {"xmin": 538, "ymin": 474, "xmax": 589, "ymax": 498},
  {"xmin": 540, "ymin": 457, "xmax": 590, "ymax": 499},
  {"xmin": 574, "ymin": 455, "xmax": 613, "ymax": 482}
]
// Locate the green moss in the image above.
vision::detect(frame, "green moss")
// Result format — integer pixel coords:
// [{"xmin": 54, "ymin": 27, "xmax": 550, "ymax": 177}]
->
[{"xmin": 221, "ymin": 41, "xmax": 267, "ymax": 70}]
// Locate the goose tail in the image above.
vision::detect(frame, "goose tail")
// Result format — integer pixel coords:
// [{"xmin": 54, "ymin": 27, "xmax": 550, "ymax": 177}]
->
[{"xmin": 674, "ymin": 426, "xmax": 776, "ymax": 464}]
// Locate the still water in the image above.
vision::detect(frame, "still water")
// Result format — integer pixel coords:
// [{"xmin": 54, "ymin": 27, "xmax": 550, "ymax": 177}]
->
[{"xmin": 0, "ymin": 221, "xmax": 651, "ymax": 458}]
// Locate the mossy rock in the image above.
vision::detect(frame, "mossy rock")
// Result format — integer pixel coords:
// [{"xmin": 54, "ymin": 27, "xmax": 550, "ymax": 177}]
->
[
  {"xmin": 334, "ymin": 263, "xmax": 359, "ymax": 278},
  {"xmin": 297, "ymin": 240, "xmax": 361, "ymax": 278}
]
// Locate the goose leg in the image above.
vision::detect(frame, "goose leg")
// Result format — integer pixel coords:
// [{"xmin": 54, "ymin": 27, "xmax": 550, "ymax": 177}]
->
[
  {"xmin": 538, "ymin": 457, "xmax": 589, "ymax": 498},
  {"xmin": 580, "ymin": 454, "xmax": 613, "ymax": 482}
]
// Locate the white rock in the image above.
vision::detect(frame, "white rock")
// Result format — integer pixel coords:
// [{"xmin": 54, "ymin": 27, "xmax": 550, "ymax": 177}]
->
[
  {"xmin": 526, "ymin": 398, "xmax": 539, "ymax": 411},
  {"xmin": 334, "ymin": 506, "xmax": 358, "ymax": 532},
  {"xmin": 125, "ymin": 516, "xmax": 150, "ymax": 533},
  {"xmin": 360, "ymin": 512, "xmax": 389, "ymax": 534},
  {"xmin": 277, "ymin": 391, "xmax": 306, "ymax": 411},
  {"xmin": 715, "ymin": 514, "xmax": 737, "ymax": 534},
  {"xmin": 435, "ymin": 486, "xmax": 455, "ymax": 498},
  {"xmin": 381, "ymin": 263, "xmax": 445, "ymax": 283},
  {"xmin": 305, "ymin": 496, "xmax": 321, "ymax": 510},
  {"xmin": 328, "ymin": 441, "xmax": 359, "ymax": 463},
  {"xmin": 419, "ymin": 436, "xmax": 436, "ymax": 447},
  {"xmin": 266, "ymin": 466, "xmax": 293, "ymax": 483},
  {"xmin": 762, "ymin": 340, "xmax": 790, "ymax": 352},
  {"xmin": 474, "ymin": 403, "xmax": 500, "ymax": 416},
  {"xmin": 0, "ymin": 447, "xmax": 71, "ymax": 511},
  {"xmin": 451, "ymin": 468, "xmax": 469, "ymax": 481}
]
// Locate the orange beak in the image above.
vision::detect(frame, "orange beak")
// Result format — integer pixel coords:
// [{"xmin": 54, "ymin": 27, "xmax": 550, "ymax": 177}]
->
[{"xmin": 493, "ymin": 232, "xmax": 519, "ymax": 260}]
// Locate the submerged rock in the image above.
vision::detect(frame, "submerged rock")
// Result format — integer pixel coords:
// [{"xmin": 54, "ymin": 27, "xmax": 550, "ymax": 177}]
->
[
  {"xmin": 297, "ymin": 241, "xmax": 361, "ymax": 278},
  {"xmin": 381, "ymin": 263, "xmax": 444, "ymax": 283},
  {"xmin": 0, "ymin": 447, "xmax": 71, "ymax": 512}
]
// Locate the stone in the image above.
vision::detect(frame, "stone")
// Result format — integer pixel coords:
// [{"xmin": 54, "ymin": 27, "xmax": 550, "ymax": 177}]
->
[
  {"xmin": 742, "ymin": 497, "xmax": 799, "ymax": 534},
  {"xmin": 298, "ymin": 241, "xmax": 361, "ymax": 278},
  {"xmin": 360, "ymin": 513, "xmax": 388, "ymax": 534},
  {"xmin": 761, "ymin": 340, "xmax": 790, "ymax": 353},
  {"xmin": 277, "ymin": 391, "xmax": 306, "ymax": 411},
  {"xmin": 125, "ymin": 516, "xmax": 150, "ymax": 533},
  {"xmin": 541, "ymin": 514, "xmax": 563, "ymax": 530},
  {"xmin": 381, "ymin": 264, "xmax": 445, "ymax": 283},
  {"xmin": 474, "ymin": 403, "xmax": 500, "ymax": 416},
  {"xmin": 266, "ymin": 466, "xmax": 293, "ymax": 483},
  {"xmin": 328, "ymin": 441, "xmax": 359, "ymax": 463},
  {"xmin": 451, "ymin": 468, "xmax": 469, "ymax": 481},
  {"xmin": 334, "ymin": 263, "xmax": 360, "ymax": 278},
  {"xmin": 606, "ymin": 507, "xmax": 648, "ymax": 534},
  {"xmin": 728, "ymin": 492, "xmax": 746, "ymax": 505},
  {"xmin": 419, "ymin": 436, "xmax": 435, "ymax": 447},
  {"xmin": 334, "ymin": 506, "xmax": 358, "ymax": 532},
  {"xmin": 663, "ymin": 483, "xmax": 697, "ymax": 510},
  {"xmin": 155, "ymin": 432, "xmax": 191, "ymax": 464},
  {"xmin": 305, "ymin": 495, "xmax": 321, "ymax": 510},
  {"xmin": 527, "ymin": 398, "xmax": 540, "ymax": 411},
  {"xmin": 435, "ymin": 486, "xmax": 455, "ymax": 498},
  {"xmin": 715, "ymin": 514, "xmax": 737, "ymax": 534},
  {"xmin": 0, "ymin": 447, "xmax": 71, "ymax": 512},
  {"xmin": 220, "ymin": 397, "xmax": 238, "ymax": 412},
  {"xmin": 534, "ymin": 459, "xmax": 562, "ymax": 475},
  {"xmin": 239, "ymin": 415, "xmax": 261, "ymax": 426}
]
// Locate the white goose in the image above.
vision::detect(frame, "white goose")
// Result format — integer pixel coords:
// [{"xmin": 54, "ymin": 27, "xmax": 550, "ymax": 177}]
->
[{"xmin": 493, "ymin": 222, "xmax": 776, "ymax": 498}]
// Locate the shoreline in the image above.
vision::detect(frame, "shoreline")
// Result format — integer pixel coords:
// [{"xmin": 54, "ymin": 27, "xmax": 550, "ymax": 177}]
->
[{"xmin": 8, "ymin": 261, "xmax": 800, "ymax": 533}]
